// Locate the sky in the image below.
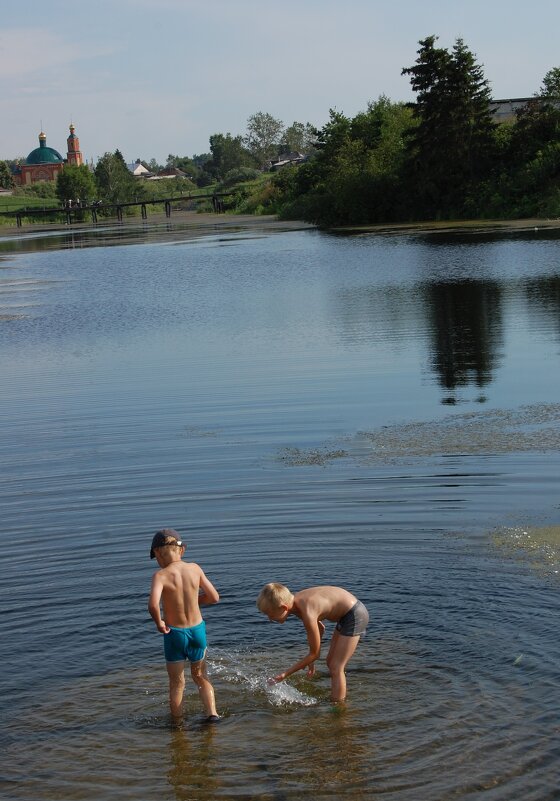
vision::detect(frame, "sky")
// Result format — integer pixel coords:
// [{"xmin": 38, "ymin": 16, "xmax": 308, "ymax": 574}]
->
[{"xmin": 2, "ymin": 0, "xmax": 559, "ymax": 165}]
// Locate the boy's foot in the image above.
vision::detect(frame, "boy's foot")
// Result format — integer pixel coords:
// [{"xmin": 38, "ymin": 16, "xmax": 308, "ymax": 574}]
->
[{"xmin": 205, "ymin": 714, "xmax": 221, "ymax": 723}]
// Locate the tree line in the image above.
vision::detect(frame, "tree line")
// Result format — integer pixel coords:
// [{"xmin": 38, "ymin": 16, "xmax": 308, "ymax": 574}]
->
[
  {"xmin": 2, "ymin": 36, "xmax": 558, "ymax": 224},
  {"xmin": 269, "ymin": 37, "xmax": 560, "ymax": 225},
  {"xmin": 0, "ymin": 113, "xmax": 317, "ymax": 207},
  {"xmin": 149, "ymin": 113, "xmax": 316, "ymax": 188}
]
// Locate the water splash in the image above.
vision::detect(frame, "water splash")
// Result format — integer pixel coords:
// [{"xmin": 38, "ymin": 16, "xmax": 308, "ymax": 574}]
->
[{"xmin": 208, "ymin": 650, "xmax": 317, "ymax": 707}]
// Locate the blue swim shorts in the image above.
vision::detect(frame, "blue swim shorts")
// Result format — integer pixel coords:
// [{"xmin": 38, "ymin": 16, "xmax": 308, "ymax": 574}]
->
[{"xmin": 163, "ymin": 621, "xmax": 207, "ymax": 663}]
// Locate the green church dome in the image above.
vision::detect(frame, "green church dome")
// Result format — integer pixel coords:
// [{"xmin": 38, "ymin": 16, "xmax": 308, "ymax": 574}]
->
[{"xmin": 25, "ymin": 132, "xmax": 63, "ymax": 165}]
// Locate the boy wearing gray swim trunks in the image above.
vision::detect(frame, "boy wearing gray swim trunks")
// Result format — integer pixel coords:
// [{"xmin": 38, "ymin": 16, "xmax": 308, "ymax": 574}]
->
[
  {"xmin": 148, "ymin": 529, "xmax": 220, "ymax": 722},
  {"xmin": 257, "ymin": 583, "xmax": 369, "ymax": 702}
]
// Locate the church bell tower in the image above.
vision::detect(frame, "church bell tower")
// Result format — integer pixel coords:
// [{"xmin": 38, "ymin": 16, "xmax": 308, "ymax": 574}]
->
[{"xmin": 66, "ymin": 123, "xmax": 83, "ymax": 166}]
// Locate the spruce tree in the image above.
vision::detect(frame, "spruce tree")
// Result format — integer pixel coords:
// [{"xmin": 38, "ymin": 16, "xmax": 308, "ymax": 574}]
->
[{"xmin": 402, "ymin": 36, "xmax": 496, "ymax": 218}]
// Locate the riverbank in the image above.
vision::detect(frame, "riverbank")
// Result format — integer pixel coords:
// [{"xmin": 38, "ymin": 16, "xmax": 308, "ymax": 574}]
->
[
  {"xmin": 328, "ymin": 216, "xmax": 560, "ymax": 236},
  {"xmin": 2, "ymin": 210, "xmax": 560, "ymax": 241}
]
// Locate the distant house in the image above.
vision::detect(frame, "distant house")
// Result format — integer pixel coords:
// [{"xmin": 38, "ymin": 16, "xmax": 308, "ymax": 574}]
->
[
  {"xmin": 489, "ymin": 97, "xmax": 560, "ymax": 123},
  {"xmin": 150, "ymin": 166, "xmax": 190, "ymax": 180},
  {"xmin": 127, "ymin": 159, "xmax": 153, "ymax": 178}
]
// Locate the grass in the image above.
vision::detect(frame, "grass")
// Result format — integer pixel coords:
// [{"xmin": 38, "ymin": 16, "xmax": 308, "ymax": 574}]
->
[{"xmin": 0, "ymin": 194, "xmax": 60, "ymax": 212}]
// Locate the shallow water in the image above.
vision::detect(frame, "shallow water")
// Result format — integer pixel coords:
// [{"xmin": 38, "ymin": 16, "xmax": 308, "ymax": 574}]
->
[{"xmin": 0, "ymin": 219, "xmax": 559, "ymax": 800}]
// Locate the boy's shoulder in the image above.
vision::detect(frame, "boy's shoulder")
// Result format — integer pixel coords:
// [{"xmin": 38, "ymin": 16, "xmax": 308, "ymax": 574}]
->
[
  {"xmin": 293, "ymin": 586, "xmax": 321, "ymax": 608},
  {"xmin": 160, "ymin": 559, "xmax": 202, "ymax": 571},
  {"xmin": 295, "ymin": 585, "xmax": 329, "ymax": 599},
  {"xmin": 295, "ymin": 585, "xmax": 344, "ymax": 611},
  {"xmin": 169, "ymin": 560, "xmax": 204, "ymax": 576}
]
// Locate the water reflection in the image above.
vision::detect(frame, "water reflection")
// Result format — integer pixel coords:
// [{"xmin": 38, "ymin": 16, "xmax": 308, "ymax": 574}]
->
[
  {"xmin": 525, "ymin": 275, "xmax": 560, "ymax": 339},
  {"xmin": 423, "ymin": 280, "xmax": 503, "ymax": 400},
  {"xmin": 167, "ymin": 725, "xmax": 220, "ymax": 801},
  {"xmin": 282, "ymin": 709, "xmax": 370, "ymax": 798}
]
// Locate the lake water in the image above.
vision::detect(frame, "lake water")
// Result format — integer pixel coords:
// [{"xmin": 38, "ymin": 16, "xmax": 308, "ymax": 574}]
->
[{"xmin": 1, "ymin": 216, "xmax": 559, "ymax": 801}]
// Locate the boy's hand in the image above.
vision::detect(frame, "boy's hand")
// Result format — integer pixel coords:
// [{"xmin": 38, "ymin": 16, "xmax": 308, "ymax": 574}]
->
[
  {"xmin": 268, "ymin": 672, "xmax": 286, "ymax": 685},
  {"xmin": 157, "ymin": 620, "xmax": 170, "ymax": 634},
  {"xmin": 306, "ymin": 663, "xmax": 316, "ymax": 677}
]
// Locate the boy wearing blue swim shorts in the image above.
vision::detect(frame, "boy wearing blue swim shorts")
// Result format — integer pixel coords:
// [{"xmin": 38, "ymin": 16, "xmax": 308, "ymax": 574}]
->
[
  {"xmin": 257, "ymin": 583, "xmax": 369, "ymax": 703},
  {"xmin": 148, "ymin": 529, "xmax": 220, "ymax": 722}
]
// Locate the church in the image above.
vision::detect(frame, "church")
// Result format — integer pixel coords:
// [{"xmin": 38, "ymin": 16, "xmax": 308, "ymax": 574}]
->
[{"xmin": 12, "ymin": 124, "xmax": 83, "ymax": 186}]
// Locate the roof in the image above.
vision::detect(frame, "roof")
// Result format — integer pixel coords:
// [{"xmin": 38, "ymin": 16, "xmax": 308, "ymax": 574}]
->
[
  {"xmin": 25, "ymin": 132, "xmax": 64, "ymax": 165},
  {"xmin": 489, "ymin": 97, "xmax": 560, "ymax": 122},
  {"xmin": 127, "ymin": 161, "xmax": 152, "ymax": 176},
  {"xmin": 156, "ymin": 166, "xmax": 188, "ymax": 177}
]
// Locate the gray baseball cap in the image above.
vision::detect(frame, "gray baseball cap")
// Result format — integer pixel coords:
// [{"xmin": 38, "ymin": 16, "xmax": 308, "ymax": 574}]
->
[{"xmin": 150, "ymin": 528, "xmax": 183, "ymax": 558}]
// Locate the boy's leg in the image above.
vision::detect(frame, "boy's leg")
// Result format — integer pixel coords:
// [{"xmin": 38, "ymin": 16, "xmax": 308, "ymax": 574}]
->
[
  {"xmin": 190, "ymin": 659, "xmax": 218, "ymax": 718},
  {"xmin": 166, "ymin": 661, "xmax": 186, "ymax": 718},
  {"xmin": 326, "ymin": 630, "xmax": 360, "ymax": 702}
]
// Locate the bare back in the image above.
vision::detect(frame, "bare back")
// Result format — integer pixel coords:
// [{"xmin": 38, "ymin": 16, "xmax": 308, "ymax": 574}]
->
[
  {"xmin": 294, "ymin": 585, "xmax": 357, "ymax": 624},
  {"xmin": 158, "ymin": 561, "xmax": 205, "ymax": 627}
]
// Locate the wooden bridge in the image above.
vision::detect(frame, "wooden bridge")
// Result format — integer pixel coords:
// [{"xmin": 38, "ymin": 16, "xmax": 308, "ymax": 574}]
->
[{"xmin": 0, "ymin": 192, "xmax": 233, "ymax": 228}]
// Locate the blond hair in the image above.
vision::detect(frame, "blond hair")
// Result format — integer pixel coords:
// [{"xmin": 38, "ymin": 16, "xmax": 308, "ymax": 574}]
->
[{"xmin": 256, "ymin": 582, "xmax": 294, "ymax": 612}]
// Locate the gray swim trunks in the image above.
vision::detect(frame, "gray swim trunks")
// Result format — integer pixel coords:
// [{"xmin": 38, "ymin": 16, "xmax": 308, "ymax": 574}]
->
[{"xmin": 335, "ymin": 600, "xmax": 369, "ymax": 637}]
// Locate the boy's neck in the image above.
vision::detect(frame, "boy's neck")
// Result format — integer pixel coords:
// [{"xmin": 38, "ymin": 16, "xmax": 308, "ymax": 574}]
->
[{"xmin": 158, "ymin": 553, "xmax": 183, "ymax": 568}]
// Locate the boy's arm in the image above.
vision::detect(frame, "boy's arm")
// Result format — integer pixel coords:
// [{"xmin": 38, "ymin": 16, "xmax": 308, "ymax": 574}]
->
[
  {"xmin": 271, "ymin": 615, "xmax": 322, "ymax": 683},
  {"xmin": 148, "ymin": 573, "xmax": 170, "ymax": 634},
  {"xmin": 198, "ymin": 567, "xmax": 220, "ymax": 606},
  {"xmin": 306, "ymin": 620, "xmax": 325, "ymax": 677}
]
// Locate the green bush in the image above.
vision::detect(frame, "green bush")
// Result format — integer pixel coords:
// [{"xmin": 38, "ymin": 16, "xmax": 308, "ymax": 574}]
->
[
  {"xmin": 13, "ymin": 182, "xmax": 58, "ymax": 199},
  {"xmin": 219, "ymin": 167, "xmax": 260, "ymax": 188}
]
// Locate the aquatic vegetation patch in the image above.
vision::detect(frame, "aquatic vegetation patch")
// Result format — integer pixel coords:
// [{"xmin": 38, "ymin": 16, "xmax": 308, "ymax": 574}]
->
[
  {"xmin": 279, "ymin": 404, "xmax": 560, "ymax": 467},
  {"xmin": 278, "ymin": 446, "xmax": 349, "ymax": 467},
  {"xmin": 491, "ymin": 524, "xmax": 560, "ymax": 578},
  {"xmin": 182, "ymin": 425, "xmax": 220, "ymax": 438},
  {"xmin": 356, "ymin": 403, "xmax": 560, "ymax": 461},
  {"xmin": 0, "ymin": 313, "xmax": 26, "ymax": 321}
]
